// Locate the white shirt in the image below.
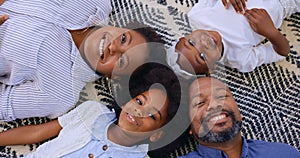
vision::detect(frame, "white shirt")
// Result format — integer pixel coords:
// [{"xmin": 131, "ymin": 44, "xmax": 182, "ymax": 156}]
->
[
  {"xmin": 0, "ymin": 0, "xmax": 111, "ymax": 120},
  {"xmin": 188, "ymin": 0, "xmax": 286, "ymax": 72},
  {"xmin": 26, "ymin": 101, "xmax": 149, "ymax": 158}
]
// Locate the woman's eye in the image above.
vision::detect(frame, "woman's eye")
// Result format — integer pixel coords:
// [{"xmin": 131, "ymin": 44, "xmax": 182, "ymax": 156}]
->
[
  {"xmin": 119, "ymin": 55, "xmax": 124, "ymax": 67},
  {"xmin": 121, "ymin": 33, "xmax": 127, "ymax": 44},
  {"xmin": 188, "ymin": 39, "xmax": 195, "ymax": 46},
  {"xmin": 135, "ymin": 98, "xmax": 142, "ymax": 105},
  {"xmin": 148, "ymin": 113, "xmax": 156, "ymax": 120}
]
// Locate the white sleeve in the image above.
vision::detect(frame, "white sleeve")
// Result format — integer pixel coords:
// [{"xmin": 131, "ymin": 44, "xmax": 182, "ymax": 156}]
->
[
  {"xmin": 251, "ymin": 42, "xmax": 285, "ymax": 71},
  {"xmin": 236, "ymin": 42, "xmax": 286, "ymax": 72}
]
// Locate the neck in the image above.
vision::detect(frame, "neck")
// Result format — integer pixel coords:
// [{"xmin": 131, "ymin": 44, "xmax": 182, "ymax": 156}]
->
[
  {"xmin": 200, "ymin": 133, "xmax": 243, "ymax": 158},
  {"xmin": 107, "ymin": 124, "xmax": 144, "ymax": 147},
  {"xmin": 69, "ymin": 27, "xmax": 93, "ymax": 48}
]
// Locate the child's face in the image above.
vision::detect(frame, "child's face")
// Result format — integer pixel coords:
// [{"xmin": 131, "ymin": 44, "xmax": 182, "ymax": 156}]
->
[
  {"xmin": 118, "ymin": 88, "xmax": 169, "ymax": 133},
  {"xmin": 82, "ymin": 26, "xmax": 149, "ymax": 77},
  {"xmin": 175, "ymin": 30, "xmax": 223, "ymax": 75}
]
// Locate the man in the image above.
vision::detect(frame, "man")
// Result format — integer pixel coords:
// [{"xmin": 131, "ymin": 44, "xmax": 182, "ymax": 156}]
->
[{"xmin": 181, "ymin": 77, "xmax": 300, "ymax": 158}]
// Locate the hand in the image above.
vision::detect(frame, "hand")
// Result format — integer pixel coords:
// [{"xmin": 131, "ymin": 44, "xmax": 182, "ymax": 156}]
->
[
  {"xmin": 0, "ymin": 0, "xmax": 6, "ymax": 5},
  {"xmin": 222, "ymin": 0, "xmax": 247, "ymax": 13},
  {"xmin": 0, "ymin": 14, "xmax": 8, "ymax": 25},
  {"xmin": 244, "ymin": 8, "xmax": 277, "ymax": 38}
]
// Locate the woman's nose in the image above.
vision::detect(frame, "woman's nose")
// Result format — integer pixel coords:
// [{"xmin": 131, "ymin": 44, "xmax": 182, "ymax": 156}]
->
[{"xmin": 108, "ymin": 39, "xmax": 120, "ymax": 55}]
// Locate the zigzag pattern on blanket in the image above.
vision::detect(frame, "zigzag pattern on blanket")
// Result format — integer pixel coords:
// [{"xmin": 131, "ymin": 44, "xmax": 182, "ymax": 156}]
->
[{"xmin": 0, "ymin": 0, "xmax": 299, "ymax": 157}]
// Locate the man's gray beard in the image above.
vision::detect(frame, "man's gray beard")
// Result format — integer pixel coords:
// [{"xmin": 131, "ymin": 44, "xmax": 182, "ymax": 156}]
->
[{"xmin": 199, "ymin": 111, "xmax": 242, "ymax": 143}]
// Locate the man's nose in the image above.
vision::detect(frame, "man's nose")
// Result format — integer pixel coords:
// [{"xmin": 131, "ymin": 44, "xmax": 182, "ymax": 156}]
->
[{"xmin": 207, "ymin": 99, "xmax": 223, "ymax": 112}]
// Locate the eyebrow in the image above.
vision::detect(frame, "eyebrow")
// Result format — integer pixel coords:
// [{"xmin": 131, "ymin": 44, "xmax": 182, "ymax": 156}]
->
[
  {"xmin": 190, "ymin": 87, "xmax": 226, "ymax": 97},
  {"xmin": 214, "ymin": 87, "xmax": 227, "ymax": 92},
  {"xmin": 191, "ymin": 92, "xmax": 201, "ymax": 100},
  {"xmin": 123, "ymin": 54, "xmax": 129, "ymax": 69},
  {"xmin": 141, "ymin": 93, "xmax": 162, "ymax": 120},
  {"xmin": 128, "ymin": 31, "xmax": 133, "ymax": 46}
]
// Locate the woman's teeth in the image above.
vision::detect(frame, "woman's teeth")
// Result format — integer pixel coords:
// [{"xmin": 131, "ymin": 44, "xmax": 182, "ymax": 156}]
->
[{"xmin": 99, "ymin": 34, "xmax": 107, "ymax": 60}]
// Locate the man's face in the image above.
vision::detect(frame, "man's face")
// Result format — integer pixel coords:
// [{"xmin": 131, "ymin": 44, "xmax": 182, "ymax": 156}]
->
[
  {"xmin": 189, "ymin": 77, "xmax": 242, "ymax": 143},
  {"xmin": 175, "ymin": 30, "xmax": 223, "ymax": 75},
  {"xmin": 81, "ymin": 26, "xmax": 149, "ymax": 78}
]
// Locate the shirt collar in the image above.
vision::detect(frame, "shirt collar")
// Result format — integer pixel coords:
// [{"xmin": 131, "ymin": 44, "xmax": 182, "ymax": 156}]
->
[
  {"xmin": 196, "ymin": 136, "xmax": 249, "ymax": 158},
  {"xmin": 72, "ymin": 48, "xmax": 100, "ymax": 82},
  {"xmin": 91, "ymin": 111, "xmax": 149, "ymax": 154}
]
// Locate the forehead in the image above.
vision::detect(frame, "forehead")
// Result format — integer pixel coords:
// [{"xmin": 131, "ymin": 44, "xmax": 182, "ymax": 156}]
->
[
  {"xmin": 186, "ymin": 29, "xmax": 207, "ymax": 37},
  {"xmin": 189, "ymin": 78, "xmax": 228, "ymax": 96},
  {"xmin": 145, "ymin": 88, "xmax": 168, "ymax": 102},
  {"xmin": 143, "ymin": 88, "xmax": 169, "ymax": 111}
]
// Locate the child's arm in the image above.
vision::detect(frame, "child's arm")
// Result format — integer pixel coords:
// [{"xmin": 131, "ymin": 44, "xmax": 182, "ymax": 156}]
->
[
  {"xmin": 0, "ymin": 119, "xmax": 62, "ymax": 146},
  {"xmin": 222, "ymin": 0, "xmax": 247, "ymax": 13},
  {"xmin": 244, "ymin": 8, "xmax": 290, "ymax": 57}
]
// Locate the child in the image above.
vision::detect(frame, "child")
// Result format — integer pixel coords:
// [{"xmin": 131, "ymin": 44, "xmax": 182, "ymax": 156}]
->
[
  {"xmin": 0, "ymin": 0, "xmax": 166, "ymax": 121},
  {"xmin": 167, "ymin": 0, "xmax": 299, "ymax": 78},
  {"xmin": 0, "ymin": 63, "xmax": 181, "ymax": 157}
]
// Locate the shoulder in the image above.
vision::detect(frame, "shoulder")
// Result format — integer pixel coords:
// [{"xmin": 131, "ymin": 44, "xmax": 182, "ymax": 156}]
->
[
  {"xmin": 179, "ymin": 151, "xmax": 200, "ymax": 158},
  {"xmin": 247, "ymin": 139, "xmax": 300, "ymax": 157},
  {"xmin": 77, "ymin": 100, "xmax": 111, "ymax": 114}
]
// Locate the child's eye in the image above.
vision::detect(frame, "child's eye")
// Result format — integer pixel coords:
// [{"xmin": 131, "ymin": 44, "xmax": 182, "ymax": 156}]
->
[
  {"xmin": 188, "ymin": 39, "xmax": 195, "ymax": 46},
  {"xmin": 121, "ymin": 33, "xmax": 127, "ymax": 44},
  {"xmin": 148, "ymin": 113, "xmax": 156, "ymax": 120},
  {"xmin": 135, "ymin": 98, "xmax": 142, "ymax": 105},
  {"xmin": 199, "ymin": 53, "xmax": 207, "ymax": 61}
]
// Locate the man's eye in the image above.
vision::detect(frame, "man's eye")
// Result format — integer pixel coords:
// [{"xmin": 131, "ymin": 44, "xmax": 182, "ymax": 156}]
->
[
  {"xmin": 188, "ymin": 39, "xmax": 195, "ymax": 46},
  {"xmin": 217, "ymin": 95, "xmax": 228, "ymax": 99},
  {"xmin": 135, "ymin": 98, "xmax": 142, "ymax": 105},
  {"xmin": 148, "ymin": 113, "xmax": 156, "ymax": 120},
  {"xmin": 121, "ymin": 33, "xmax": 127, "ymax": 44},
  {"xmin": 119, "ymin": 55, "xmax": 124, "ymax": 67},
  {"xmin": 193, "ymin": 102, "xmax": 204, "ymax": 108}
]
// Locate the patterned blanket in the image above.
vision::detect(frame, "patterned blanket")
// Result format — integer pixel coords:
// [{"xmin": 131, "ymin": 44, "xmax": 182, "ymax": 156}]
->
[{"xmin": 1, "ymin": 0, "xmax": 299, "ymax": 157}]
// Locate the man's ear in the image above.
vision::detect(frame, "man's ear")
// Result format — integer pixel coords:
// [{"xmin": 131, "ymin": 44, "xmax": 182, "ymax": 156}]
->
[
  {"xmin": 149, "ymin": 131, "xmax": 165, "ymax": 142},
  {"xmin": 189, "ymin": 129, "xmax": 193, "ymax": 135}
]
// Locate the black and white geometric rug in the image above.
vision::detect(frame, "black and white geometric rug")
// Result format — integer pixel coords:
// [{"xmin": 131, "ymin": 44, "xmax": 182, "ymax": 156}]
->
[{"xmin": 1, "ymin": 0, "xmax": 299, "ymax": 157}]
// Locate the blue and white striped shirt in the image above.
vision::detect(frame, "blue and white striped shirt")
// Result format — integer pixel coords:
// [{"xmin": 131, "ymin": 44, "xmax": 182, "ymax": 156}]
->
[{"xmin": 0, "ymin": 0, "xmax": 112, "ymax": 121}]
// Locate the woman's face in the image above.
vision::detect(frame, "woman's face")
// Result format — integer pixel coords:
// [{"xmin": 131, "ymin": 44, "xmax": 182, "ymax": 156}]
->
[
  {"xmin": 118, "ymin": 88, "xmax": 169, "ymax": 133},
  {"xmin": 82, "ymin": 26, "xmax": 149, "ymax": 77},
  {"xmin": 175, "ymin": 30, "xmax": 223, "ymax": 75}
]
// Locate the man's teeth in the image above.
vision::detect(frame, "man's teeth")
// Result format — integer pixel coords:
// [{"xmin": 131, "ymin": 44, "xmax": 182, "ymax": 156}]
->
[{"xmin": 210, "ymin": 114, "xmax": 226, "ymax": 122}]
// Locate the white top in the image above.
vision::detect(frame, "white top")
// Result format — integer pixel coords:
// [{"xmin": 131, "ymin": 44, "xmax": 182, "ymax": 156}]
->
[
  {"xmin": 0, "ymin": 0, "xmax": 111, "ymax": 120},
  {"xmin": 188, "ymin": 0, "xmax": 285, "ymax": 72},
  {"xmin": 26, "ymin": 101, "xmax": 149, "ymax": 158}
]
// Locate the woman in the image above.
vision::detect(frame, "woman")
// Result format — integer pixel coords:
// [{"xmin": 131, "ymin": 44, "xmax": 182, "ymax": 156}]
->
[{"xmin": 0, "ymin": 0, "xmax": 165, "ymax": 121}]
